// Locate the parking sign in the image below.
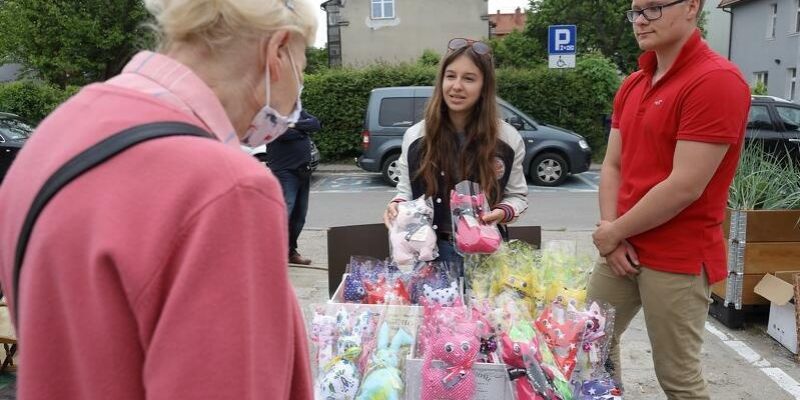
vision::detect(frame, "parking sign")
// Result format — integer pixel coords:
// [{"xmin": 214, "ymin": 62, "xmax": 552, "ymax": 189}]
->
[{"xmin": 548, "ymin": 25, "xmax": 577, "ymax": 69}]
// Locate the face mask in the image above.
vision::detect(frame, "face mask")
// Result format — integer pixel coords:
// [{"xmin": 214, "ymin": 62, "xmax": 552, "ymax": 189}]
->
[{"xmin": 243, "ymin": 50, "xmax": 303, "ymax": 146}]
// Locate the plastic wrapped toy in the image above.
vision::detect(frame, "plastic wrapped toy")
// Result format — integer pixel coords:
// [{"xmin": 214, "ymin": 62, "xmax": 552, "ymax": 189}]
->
[
  {"xmin": 310, "ymin": 312, "xmax": 338, "ymax": 369},
  {"xmin": 421, "ymin": 321, "xmax": 479, "ymax": 400},
  {"xmin": 356, "ymin": 322, "xmax": 415, "ymax": 400},
  {"xmin": 389, "ymin": 196, "xmax": 438, "ymax": 266},
  {"xmin": 364, "ymin": 275, "xmax": 411, "ymax": 305},
  {"xmin": 408, "ymin": 261, "xmax": 459, "ymax": 306},
  {"xmin": 450, "ymin": 180, "xmax": 502, "ymax": 255},
  {"xmin": 535, "ymin": 303, "xmax": 589, "ymax": 382},
  {"xmin": 316, "ymin": 309, "xmax": 379, "ymax": 400},
  {"xmin": 576, "ymin": 377, "xmax": 623, "ymax": 400}
]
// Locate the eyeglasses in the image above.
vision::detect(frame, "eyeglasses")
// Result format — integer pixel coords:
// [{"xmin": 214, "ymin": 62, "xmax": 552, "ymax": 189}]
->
[
  {"xmin": 448, "ymin": 38, "xmax": 492, "ymax": 56},
  {"xmin": 625, "ymin": 0, "xmax": 687, "ymax": 22}
]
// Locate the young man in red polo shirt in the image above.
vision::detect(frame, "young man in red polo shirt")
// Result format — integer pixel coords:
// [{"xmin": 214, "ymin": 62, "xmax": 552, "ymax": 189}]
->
[{"xmin": 588, "ymin": 0, "xmax": 750, "ymax": 398}]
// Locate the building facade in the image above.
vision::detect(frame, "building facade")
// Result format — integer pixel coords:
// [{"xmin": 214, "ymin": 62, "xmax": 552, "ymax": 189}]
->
[
  {"xmin": 321, "ymin": 0, "xmax": 488, "ymax": 67},
  {"xmin": 722, "ymin": 0, "xmax": 800, "ymax": 101}
]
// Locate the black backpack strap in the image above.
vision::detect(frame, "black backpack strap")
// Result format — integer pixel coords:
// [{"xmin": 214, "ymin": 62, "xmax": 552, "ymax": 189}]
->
[{"xmin": 11, "ymin": 121, "xmax": 214, "ymax": 321}]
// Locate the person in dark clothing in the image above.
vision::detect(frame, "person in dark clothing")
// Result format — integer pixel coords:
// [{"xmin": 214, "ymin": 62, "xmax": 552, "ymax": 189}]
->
[{"xmin": 266, "ymin": 109, "xmax": 320, "ymax": 265}]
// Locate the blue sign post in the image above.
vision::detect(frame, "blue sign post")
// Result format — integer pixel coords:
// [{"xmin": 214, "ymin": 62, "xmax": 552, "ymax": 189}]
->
[{"xmin": 548, "ymin": 25, "xmax": 577, "ymax": 69}]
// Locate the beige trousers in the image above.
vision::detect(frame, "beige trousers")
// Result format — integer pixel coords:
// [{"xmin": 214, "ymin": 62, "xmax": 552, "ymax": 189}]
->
[{"xmin": 586, "ymin": 260, "xmax": 712, "ymax": 400}]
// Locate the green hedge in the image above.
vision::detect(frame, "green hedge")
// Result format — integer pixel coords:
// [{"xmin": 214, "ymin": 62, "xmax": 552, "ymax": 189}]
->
[
  {"xmin": 0, "ymin": 54, "xmax": 620, "ymax": 162},
  {"xmin": 0, "ymin": 80, "xmax": 79, "ymax": 123},
  {"xmin": 305, "ymin": 53, "xmax": 620, "ymax": 161}
]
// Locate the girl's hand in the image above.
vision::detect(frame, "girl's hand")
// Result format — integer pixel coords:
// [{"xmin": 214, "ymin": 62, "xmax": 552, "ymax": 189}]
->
[
  {"xmin": 383, "ymin": 202, "xmax": 399, "ymax": 228},
  {"xmin": 481, "ymin": 208, "xmax": 505, "ymax": 224}
]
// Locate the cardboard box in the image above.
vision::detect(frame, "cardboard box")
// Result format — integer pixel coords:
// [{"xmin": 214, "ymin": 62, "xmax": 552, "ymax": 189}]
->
[
  {"xmin": 754, "ymin": 271, "xmax": 800, "ymax": 354},
  {"xmin": 404, "ymin": 357, "xmax": 515, "ymax": 400}
]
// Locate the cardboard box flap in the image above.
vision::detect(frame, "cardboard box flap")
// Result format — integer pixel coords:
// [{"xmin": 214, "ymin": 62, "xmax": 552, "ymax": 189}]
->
[{"xmin": 754, "ymin": 273, "xmax": 796, "ymax": 306}]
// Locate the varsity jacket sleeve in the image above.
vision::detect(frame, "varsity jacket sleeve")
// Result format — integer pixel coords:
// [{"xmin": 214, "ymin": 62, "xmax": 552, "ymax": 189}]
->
[
  {"xmin": 495, "ymin": 123, "xmax": 529, "ymax": 223},
  {"xmin": 392, "ymin": 122, "xmax": 424, "ymax": 203}
]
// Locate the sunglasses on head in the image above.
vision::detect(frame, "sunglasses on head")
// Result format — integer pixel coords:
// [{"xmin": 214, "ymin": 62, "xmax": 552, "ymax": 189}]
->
[{"xmin": 448, "ymin": 38, "xmax": 491, "ymax": 56}]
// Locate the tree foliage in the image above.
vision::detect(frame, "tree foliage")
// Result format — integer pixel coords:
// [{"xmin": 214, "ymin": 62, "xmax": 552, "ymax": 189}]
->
[
  {"xmin": 525, "ymin": 0, "xmax": 639, "ymax": 73},
  {"xmin": 489, "ymin": 30, "xmax": 543, "ymax": 69},
  {"xmin": 305, "ymin": 45, "xmax": 329, "ymax": 74},
  {"xmin": 0, "ymin": 0, "xmax": 154, "ymax": 88}
]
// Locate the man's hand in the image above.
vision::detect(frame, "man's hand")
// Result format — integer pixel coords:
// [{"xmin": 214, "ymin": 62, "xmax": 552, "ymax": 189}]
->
[
  {"xmin": 383, "ymin": 202, "xmax": 399, "ymax": 228},
  {"xmin": 605, "ymin": 240, "xmax": 640, "ymax": 277},
  {"xmin": 593, "ymin": 220, "xmax": 623, "ymax": 256},
  {"xmin": 481, "ymin": 209, "xmax": 506, "ymax": 224}
]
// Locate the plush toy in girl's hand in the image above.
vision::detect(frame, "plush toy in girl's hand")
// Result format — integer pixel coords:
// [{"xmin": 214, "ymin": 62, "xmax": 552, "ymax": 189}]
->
[
  {"xmin": 421, "ymin": 322, "xmax": 479, "ymax": 400},
  {"xmin": 450, "ymin": 186, "xmax": 502, "ymax": 255},
  {"xmin": 389, "ymin": 197, "xmax": 438, "ymax": 266},
  {"xmin": 356, "ymin": 323, "xmax": 415, "ymax": 400}
]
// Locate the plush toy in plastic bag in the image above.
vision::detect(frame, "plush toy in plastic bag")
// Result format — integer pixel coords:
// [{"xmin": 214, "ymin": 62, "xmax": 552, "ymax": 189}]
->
[
  {"xmin": 389, "ymin": 196, "xmax": 439, "ymax": 267},
  {"xmin": 450, "ymin": 180, "xmax": 502, "ymax": 255},
  {"xmin": 417, "ymin": 301, "xmax": 468, "ymax": 358},
  {"xmin": 316, "ymin": 308, "xmax": 379, "ymax": 400},
  {"xmin": 569, "ymin": 302, "xmax": 618, "ymax": 399},
  {"xmin": 535, "ymin": 303, "xmax": 589, "ymax": 380},
  {"xmin": 408, "ymin": 261, "xmax": 459, "ymax": 306},
  {"xmin": 364, "ymin": 275, "xmax": 411, "ymax": 305},
  {"xmin": 310, "ymin": 311, "xmax": 339, "ymax": 369},
  {"xmin": 344, "ymin": 257, "xmax": 397, "ymax": 303},
  {"xmin": 356, "ymin": 322, "xmax": 415, "ymax": 400},
  {"xmin": 576, "ymin": 376, "xmax": 623, "ymax": 400},
  {"xmin": 421, "ymin": 320, "xmax": 479, "ymax": 400}
]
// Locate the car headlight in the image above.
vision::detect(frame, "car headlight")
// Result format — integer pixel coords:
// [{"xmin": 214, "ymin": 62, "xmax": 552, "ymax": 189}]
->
[{"xmin": 578, "ymin": 139, "xmax": 590, "ymax": 150}]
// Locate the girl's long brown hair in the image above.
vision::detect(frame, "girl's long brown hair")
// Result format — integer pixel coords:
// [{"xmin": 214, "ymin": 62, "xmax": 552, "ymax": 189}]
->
[{"xmin": 416, "ymin": 45, "xmax": 501, "ymax": 205}]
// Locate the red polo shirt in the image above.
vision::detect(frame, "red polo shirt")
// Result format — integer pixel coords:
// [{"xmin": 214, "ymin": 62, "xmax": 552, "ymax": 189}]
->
[{"xmin": 611, "ymin": 30, "xmax": 750, "ymax": 283}]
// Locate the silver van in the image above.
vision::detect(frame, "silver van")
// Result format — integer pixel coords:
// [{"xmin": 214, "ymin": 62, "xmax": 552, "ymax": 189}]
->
[{"xmin": 357, "ymin": 86, "xmax": 592, "ymax": 186}]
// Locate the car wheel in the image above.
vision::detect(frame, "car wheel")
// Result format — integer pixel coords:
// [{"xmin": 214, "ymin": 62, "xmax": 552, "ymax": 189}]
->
[
  {"xmin": 530, "ymin": 152, "xmax": 569, "ymax": 186},
  {"xmin": 381, "ymin": 153, "xmax": 400, "ymax": 186}
]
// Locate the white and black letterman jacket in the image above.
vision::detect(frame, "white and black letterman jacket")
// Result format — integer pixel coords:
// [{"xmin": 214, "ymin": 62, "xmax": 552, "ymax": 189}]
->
[{"xmin": 391, "ymin": 120, "xmax": 529, "ymax": 233}]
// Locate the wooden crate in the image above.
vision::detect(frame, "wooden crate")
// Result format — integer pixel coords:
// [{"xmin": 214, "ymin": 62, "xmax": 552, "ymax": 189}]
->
[{"xmin": 716, "ymin": 209, "xmax": 800, "ymax": 307}]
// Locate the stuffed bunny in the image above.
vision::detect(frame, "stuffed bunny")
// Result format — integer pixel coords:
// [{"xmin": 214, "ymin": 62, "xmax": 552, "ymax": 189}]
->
[
  {"xmin": 356, "ymin": 322, "xmax": 415, "ymax": 400},
  {"xmin": 389, "ymin": 197, "xmax": 438, "ymax": 266},
  {"xmin": 450, "ymin": 190, "xmax": 502, "ymax": 254},
  {"xmin": 421, "ymin": 322, "xmax": 479, "ymax": 400}
]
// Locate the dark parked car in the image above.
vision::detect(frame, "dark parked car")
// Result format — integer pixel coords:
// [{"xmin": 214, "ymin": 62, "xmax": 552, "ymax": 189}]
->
[
  {"xmin": 0, "ymin": 112, "xmax": 33, "ymax": 184},
  {"xmin": 747, "ymin": 95, "xmax": 800, "ymax": 162},
  {"xmin": 357, "ymin": 87, "xmax": 592, "ymax": 186}
]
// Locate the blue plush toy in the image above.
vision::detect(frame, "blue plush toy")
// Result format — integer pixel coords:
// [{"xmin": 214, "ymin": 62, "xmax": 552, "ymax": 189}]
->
[{"xmin": 355, "ymin": 322, "xmax": 414, "ymax": 400}]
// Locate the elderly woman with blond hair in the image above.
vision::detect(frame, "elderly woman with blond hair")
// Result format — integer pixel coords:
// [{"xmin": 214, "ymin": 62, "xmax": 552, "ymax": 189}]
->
[{"xmin": 0, "ymin": 0, "xmax": 317, "ymax": 398}]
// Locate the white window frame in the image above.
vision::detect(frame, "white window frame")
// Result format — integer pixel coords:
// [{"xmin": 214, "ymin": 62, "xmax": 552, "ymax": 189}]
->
[
  {"xmin": 755, "ymin": 71, "xmax": 769, "ymax": 87},
  {"xmin": 788, "ymin": 68, "xmax": 797, "ymax": 100},
  {"xmin": 768, "ymin": 3, "xmax": 778, "ymax": 38},
  {"xmin": 795, "ymin": 0, "xmax": 800, "ymax": 33},
  {"xmin": 371, "ymin": 0, "xmax": 395, "ymax": 19}
]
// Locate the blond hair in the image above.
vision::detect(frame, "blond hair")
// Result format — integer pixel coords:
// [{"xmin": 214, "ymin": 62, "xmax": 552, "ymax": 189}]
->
[{"xmin": 144, "ymin": 0, "xmax": 317, "ymax": 49}]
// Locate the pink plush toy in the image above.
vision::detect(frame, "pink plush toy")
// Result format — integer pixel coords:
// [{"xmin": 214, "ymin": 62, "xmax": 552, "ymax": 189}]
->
[
  {"xmin": 450, "ymin": 190, "xmax": 502, "ymax": 255},
  {"xmin": 390, "ymin": 197, "xmax": 438, "ymax": 266},
  {"xmin": 421, "ymin": 322, "xmax": 479, "ymax": 400}
]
